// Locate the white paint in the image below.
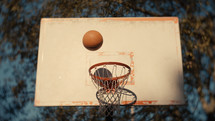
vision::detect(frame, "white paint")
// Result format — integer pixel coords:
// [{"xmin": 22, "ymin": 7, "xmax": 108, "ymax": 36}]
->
[
  {"xmin": 58, "ymin": 76, "xmax": 62, "ymax": 80},
  {"xmin": 35, "ymin": 17, "xmax": 185, "ymax": 106}
]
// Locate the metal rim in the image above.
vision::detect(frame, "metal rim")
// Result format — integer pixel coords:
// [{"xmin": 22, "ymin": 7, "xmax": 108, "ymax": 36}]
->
[{"xmin": 89, "ymin": 62, "xmax": 131, "ymax": 81}]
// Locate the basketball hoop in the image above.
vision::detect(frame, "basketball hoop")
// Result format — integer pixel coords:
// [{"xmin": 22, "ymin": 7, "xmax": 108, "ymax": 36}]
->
[{"xmin": 89, "ymin": 62, "xmax": 136, "ymax": 116}]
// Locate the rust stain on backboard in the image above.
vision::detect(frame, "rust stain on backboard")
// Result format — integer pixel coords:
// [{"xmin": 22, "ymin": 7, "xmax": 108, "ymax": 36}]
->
[
  {"xmin": 122, "ymin": 100, "xmax": 158, "ymax": 105},
  {"xmin": 71, "ymin": 101, "xmax": 94, "ymax": 105},
  {"xmin": 98, "ymin": 52, "xmax": 104, "ymax": 56},
  {"xmin": 129, "ymin": 52, "xmax": 135, "ymax": 85},
  {"xmin": 134, "ymin": 100, "xmax": 158, "ymax": 105},
  {"xmin": 34, "ymin": 100, "xmax": 40, "ymax": 106},
  {"xmin": 120, "ymin": 52, "xmax": 135, "ymax": 85},
  {"xmin": 100, "ymin": 17, "xmax": 178, "ymax": 24},
  {"xmin": 118, "ymin": 52, "xmax": 135, "ymax": 85},
  {"xmin": 169, "ymin": 100, "xmax": 183, "ymax": 105},
  {"xmin": 129, "ymin": 52, "xmax": 134, "ymax": 58},
  {"xmin": 58, "ymin": 101, "xmax": 96, "ymax": 106},
  {"xmin": 41, "ymin": 17, "xmax": 178, "ymax": 24},
  {"xmin": 118, "ymin": 52, "xmax": 126, "ymax": 55}
]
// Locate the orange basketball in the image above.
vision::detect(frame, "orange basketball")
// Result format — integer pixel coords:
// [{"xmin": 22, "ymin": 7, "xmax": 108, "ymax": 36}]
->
[{"xmin": 83, "ymin": 30, "xmax": 103, "ymax": 50}]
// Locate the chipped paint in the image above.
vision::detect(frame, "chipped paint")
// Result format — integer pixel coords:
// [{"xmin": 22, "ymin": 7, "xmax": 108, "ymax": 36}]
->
[
  {"xmin": 100, "ymin": 17, "xmax": 178, "ymax": 24},
  {"xmin": 129, "ymin": 52, "xmax": 135, "ymax": 84},
  {"xmin": 42, "ymin": 17, "xmax": 179, "ymax": 24},
  {"xmin": 34, "ymin": 100, "xmax": 40, "ymax": 106},
  {"xmin": 129, "ymin": 52, "xmax": 134, "ymax": 58},
  {"xmin": 118, "ymin": 52, "xmax": 126, "ymax": 55},
  {"xmin": 170, "ymin": 100, "xmax": 182, "ymax": 104},
  {"xmin": 122, "ymin": 100, "xmax": 158, "ymax": 105},
  {"xmin": 71, "ymin": 101, "xmax": 94, "ymax": 105},
  {"xmin": 98, "ymin": 52, "xmax": 104, "ymax": 56}
]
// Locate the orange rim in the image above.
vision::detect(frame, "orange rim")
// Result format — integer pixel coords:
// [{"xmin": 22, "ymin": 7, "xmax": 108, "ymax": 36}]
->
[{"xmin": 89, "ymin": 62, "xmax": 131, "ymax": 81}]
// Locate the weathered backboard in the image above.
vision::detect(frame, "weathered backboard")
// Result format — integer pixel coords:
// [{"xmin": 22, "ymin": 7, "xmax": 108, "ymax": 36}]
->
[{"xmin": 35, "ymin": 17, "xmax": 185, "ymax": 106}]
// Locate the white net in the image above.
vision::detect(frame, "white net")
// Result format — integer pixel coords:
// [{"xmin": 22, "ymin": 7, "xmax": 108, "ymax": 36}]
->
[{"xmin": 89, "ymin": 62, "xmax": 131, "ymax": 116}]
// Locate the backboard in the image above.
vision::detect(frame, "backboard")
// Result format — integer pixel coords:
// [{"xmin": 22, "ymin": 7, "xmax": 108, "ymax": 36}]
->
[{"xmin": 35, "ymin": 17, "xmax": 185, "ymax": 106}]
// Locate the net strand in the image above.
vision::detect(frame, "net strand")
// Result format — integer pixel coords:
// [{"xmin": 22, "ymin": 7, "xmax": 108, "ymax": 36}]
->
[{"xmin": 90, "ymin": 62, "xmax": 134, "ymax": 116}]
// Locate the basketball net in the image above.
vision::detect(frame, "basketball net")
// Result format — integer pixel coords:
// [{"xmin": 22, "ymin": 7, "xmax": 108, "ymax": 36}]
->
[{"xmin": 89, "ymin": 62, "xmax": 131, "ymax": 116}]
